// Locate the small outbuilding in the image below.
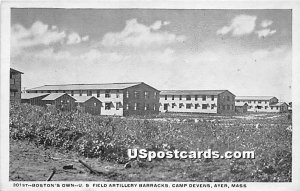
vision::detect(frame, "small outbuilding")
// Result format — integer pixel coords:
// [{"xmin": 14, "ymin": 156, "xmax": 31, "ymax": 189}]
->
[
  {"xmin": 73, "ymin": 96, "xmax": 102, "ymax": 115},
  {"xmin": 269, "ymin": 102, "xmax": 288, "ymax": 113},
  {"xmin": 235, "ymin": 102, "xmax": 248, "ymax": 113},
  {"xmin": 21, "ymin": 93, "xmax": 50, "ymax": 106},
  {"xmin": 42, "ymin": 93, "xmax": 76, "ymax": 111}
]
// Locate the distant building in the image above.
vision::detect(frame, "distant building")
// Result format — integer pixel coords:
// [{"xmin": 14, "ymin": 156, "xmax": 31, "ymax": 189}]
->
[
  {"xmin": 288, "ymin": 102, "xmax": 292, "ymax": 112},
  {"xmin": 269, "ymin": 102, "xmax": 288, "ymax": 113},
  {"xmin": 26, "ymin": 82, "xmax": 160, "ymax": 116},
  {"xmin": 41, "ymin": 93, "xmax": 76, "ymax": 111},
  {"xmin": 21, "ymin": 93, "xmax": 50, "ymax": 105},
  {"xmin": 10, "ymin": 68, "xmax": 23, "ymax": 104},
  {"xmin": 235, "ymin": 102, "xmax": 248, "ymax": 113},
  {"xmin": 73, "ymin": 96, "xmax": 102, "ymax": 115},
  {"xmin": 235, "ymin": 96, "xmax": 285, "ymax": 112},
  {"xmin": 159, "ymin": 90, "xmax": 235, "ymax": 114}
]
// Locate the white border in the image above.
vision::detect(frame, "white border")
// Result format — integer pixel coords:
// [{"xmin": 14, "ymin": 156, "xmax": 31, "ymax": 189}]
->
[{"xmin": 1, "ymin": 0, "xmax": 300, "ymax": 190}]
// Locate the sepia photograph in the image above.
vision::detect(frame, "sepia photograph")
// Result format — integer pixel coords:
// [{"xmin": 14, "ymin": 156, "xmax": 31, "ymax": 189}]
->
[{"xmin": 1, "ymin": 0, "xmax": 300, "ymax": 190}]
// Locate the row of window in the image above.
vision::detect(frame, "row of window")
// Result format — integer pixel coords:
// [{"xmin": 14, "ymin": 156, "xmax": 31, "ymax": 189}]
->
[
  {"xmin": 248, "ymin": 106, "xmax": 280, "ymax": 110},
  {"xmin": 124, "ymin": 103, "xmax": 157, "ymax": 111},
  {"xmin": 166, "ymin": 103, "xmax": 216, "ymax": 110},
  {"xmin": 164, "ymin": 103, "xmax": 234, "ymax": 110},
  {"xmin": 236, "ymin": 100, "xmax": 268, "ymax": 104},
  {"xmin": 125, "ymin": 91, "xmax": 158, "ymax": 99},
  {"xmin": 104, "ymin": 102, "xmax": 158, "ymax": 111},
  {"xmin": 165, "ymin": 95, "xmax": 215, "ymax": 101}
]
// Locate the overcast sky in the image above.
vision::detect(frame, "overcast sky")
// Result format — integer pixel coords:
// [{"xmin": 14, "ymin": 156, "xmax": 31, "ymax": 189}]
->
[{"xmin": 11, "ymin": 9, "xmax": 292, "ymax": 101}]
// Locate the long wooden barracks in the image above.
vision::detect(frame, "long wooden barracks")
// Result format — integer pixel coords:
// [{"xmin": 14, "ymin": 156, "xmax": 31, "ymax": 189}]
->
[
  {"xmin": 159, "ymin": 90, "xmax": 235, "ymax": 114},
  {"xmin": 26, "ymin": 82, "xmax": 160, "ymax": 116}
]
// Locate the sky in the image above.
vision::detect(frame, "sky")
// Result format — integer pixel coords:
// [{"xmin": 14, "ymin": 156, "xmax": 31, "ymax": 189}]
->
[{"xmin": 11, "ymin": 9, "xmax": 292, "ymax": 101}]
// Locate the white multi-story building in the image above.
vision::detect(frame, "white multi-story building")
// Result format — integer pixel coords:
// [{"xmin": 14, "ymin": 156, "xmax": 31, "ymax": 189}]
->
[
  {"xmin": 159, "ymin": 90, "xmax": 235, "ymax": 114},
  {"xmin": 235, "ymin": 96, "xmax": 287, "ymax": 112}
]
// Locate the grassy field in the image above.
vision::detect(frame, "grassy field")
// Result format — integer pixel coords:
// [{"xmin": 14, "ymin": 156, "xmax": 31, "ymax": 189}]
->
[{"xmin": 9, "ymin": 104, "xmax": 292, "ymax": 182}]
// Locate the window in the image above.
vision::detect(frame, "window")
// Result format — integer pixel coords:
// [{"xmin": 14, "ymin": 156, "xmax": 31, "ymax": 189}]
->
[
  {"xmin": 258, "ymin": 101, "xmax": 261, "ymax": 104},
  {"xmin": 71, "ymin": 91, "xmax": 74, "ymax": 96},
  {"xmin": 165, "ymin": 95, "xmax": 168, "ymax": 100},
  {"xmin": 265, "ymin": 101, "xmax": 267, "ymax": 104},
  {"xmin": 227, "ymin": 105, "xmax": 230, "ymax": 110},
  {"xmin": 202, "ymin": 95, "xmax": 206, "ymax": 101},
  {"xmin": 195, "ymin": 104, "xmax": 199, "ymax": 109},
  {"xmin": 87, "ymin": 90, "xmax": 92, "ymax": 96},
  {"xmin": 211, "ymin": 95, "xmax": 215, "ymax": 101},
  {"xmin": 186, "ymin": 104, "xmax": 192, "ymax": 109},
  {"xmin": 164, "ymin": 103, "xmax": 168, "ymax": 110},
  {"xmin": 146, "ymin": 104, "xmax": 150, "ymax": 110},
  {"xmin": 172, "ymin": 103, "xmax": 176, "ymax": 108},
  {"xmin": 125, "ymin": 91, "xmax": 129, "ymax": 98},
  {"xmin": 154, "ymin": 92, "xmax": 157, "ymax": 99},
  {"xmin": 144, "ymin": 91, "xmax": 149, "ymax": 99},
  {"xmin": 265, "ymin": 106, "xmax": 268, "ymax": 109},
  {"xmin": 276, "ymin": 106, "xmax": 279, "ymax": 110},
  {"xmin": 237, "ymin": 100, "xmax": 240, "ymax": 102},
  {"xmin": 186, "ymin": 95, "xmax": 191, "ymax": 100},
  {"xmin": 62, "ymin": 90, "xmax": 66, "ymax": 93},
  {"xmin": 79, "ymin": 90, "xmax": 82, "ymax": 96},
  {"xmin": 137, "ymin": 103, "xmax": 140, "ymax": 110},
  {"xmin": 222, "ymin": 105, "xmax": 225, "ymax": 110},
  {"xmin": 227, "ymin": 96, "xmax": 230, "ymax": 101},
  {"xmin": 47, "ymin": 90, "xmax": 51, "ymax": 93},
  {"xmin": 10, "ymin": 91, "xmax": 16, "ymax": 97},
  {"xmin": 116, "ymin": 102, "xmax": 121, "ymax": 110},
  {"xmin": 248, "ymin": 101, "xmax": 251, "ymax": 104},
  {"xmin": 154, "ymin": 104, "xmax": 157, "ymax": 110},
  {"xmin": 202, "ymin": 104, "xmax": 208, "ymax": 109},
  {"xmin": 249, "ymin": 106, "xmax": 252, "ymax": 109},
  {"xmin": 116, "ymin": 90, "xmax": 120, "ymax": 98},
  {"xmin": 10, "ymin": 78, "xmax": 15, "ymax": 85},
  {"xmin": 134, "ymin": 91, "xmax": 140, "ymax": 99},
  {"xmin": 211, "ymin": 104, "xmax": 215, "ymax": 109},
  {"xmin": 105, "ymin": 90, "xmax": 111, "ymax": 98},
  {"xmin": 179, "ymin": 103, "xmax": 183, "ymax": 108},
  {"xmin": 105, "ymin": 103, "xmax": 111, "ymax": 110},
  {"xmin": 179, "ymin": 95, "xmax": 182, "ymax": 100},
  {"xmin": 195, "ymin": 95, "xmax": 198, "ymax": 101},
  {"xmin": 97, "ymin": 90, "xmax": 100, "ymax": 97},
  {"xmin": 133, "ymin": 103, "xmax": 141, "ymax": 110},
  {"xmin": 271, "ymin": 106, "xmax": 274, "ymax": 110},
  {"xmin": 172, "ymin": 95, "xmax": 175, "ymax": 100}
]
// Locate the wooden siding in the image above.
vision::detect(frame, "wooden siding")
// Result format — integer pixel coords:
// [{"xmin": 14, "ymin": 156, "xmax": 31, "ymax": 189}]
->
[
  {"xmin": 77, "ymin": 97, "xmax": 101, "ymax": 115},
  {"xmin": 217, "ymin": 91, "xmax": 235, "ymax": 114},
  {"xmin": 10, "ymin": 72, "xmax": 22, "ymax": 104},
  {"xmin": 123, "ymin": 83, "xmax": 160, "ymax": 116},
  {"xmin": 43, "ymin": 94, "xmax": 76, "ymax": 111}
]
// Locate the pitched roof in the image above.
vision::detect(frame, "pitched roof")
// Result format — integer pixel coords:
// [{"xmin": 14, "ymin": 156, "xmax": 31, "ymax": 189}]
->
[
  {"xmin": 160, "ymin": 90, "xmax": 229, "ymax": 96},
  {"xmin": 72, "ymin": 96, "xmax": 101, "ymax": 103},
  {"xmin": 21, "ymin": 93, "xmax": 49, "ymax": 99},
  {"xmin": 42, "ymin": 93, "xmax": 73, "ymax": 101},
  {"xmin": 10, "ymin": 68, "xmax": 24, "ymax": 74},
  {"xmin": 235, "ymin": 96, "xmax": 276, "ymax": 101},
  {"xmin": 27, "ymin": 82, "xmax": 143, "ymax": 91}
]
